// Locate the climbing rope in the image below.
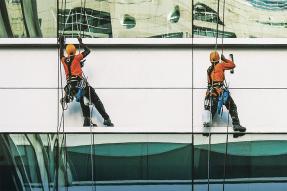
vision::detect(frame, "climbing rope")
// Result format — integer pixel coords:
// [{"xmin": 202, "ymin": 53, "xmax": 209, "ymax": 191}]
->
[
  {"xmin": 219, "ymin": 1, "xmax": 231, "ymax": 190},
  {"xmin": 191, "ymin": 0, "xmax": 194, "ymax": 190},
  {"xmin": 207, "ymin": 0, "xmax": 229, "ymax": 190},
  {"xmin": 78, "ymin": 1, "xmax": 96, "ymax": 190},
  {"xmin": 215, "ymin": 0, "xmax": 221, "ymax": 50},
  {"xmin": 57, "ymin": 0, "xmax": 78, "ymax": 189}
]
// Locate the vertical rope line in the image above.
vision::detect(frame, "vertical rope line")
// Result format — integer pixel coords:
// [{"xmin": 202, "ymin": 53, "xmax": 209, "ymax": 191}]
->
[
  {"xmin": 56, "ymin": 0, "xmax": 61, "ymax": 190},
  {"xmin": 221, "ymin": 1, "xmax": 229, "ymax": 191},
  {"xmin": 223, "ymin": 99, "xmax": 230, "ymax": 191},
  {"xmin": 57, "ymin": 0, "xmax": 68, "ymax": 189},
  {"xmin": 93, "ymin": 130, "xmax": 96, "ymax": 191},
  {"xmin": 61, "ymin": 1, "xmax": 67, "ymax": 189},
  {"xmin": 215, "ymin": 0, "xmax": 220, "ymax": 50},
  {"xmin": 88, "ymin": 85, "xmax": 95, "ymax": 191},
  {"xmin": 207, "ymin": 134, "xmax": 211, "ymax": 191},
  {"xmin": 221, "ymin": 0, "xmax": 226, "ymax": 54},
  {"xmin": 191, "ymin": 0, "xmax": 194, "ymax": 190},
  {"xmin": 80, "ymin": 0, "xmax": 83, "ymax": 37},
  {"xmin": 83, "ymin": 0, "xmax": 87, "ymax": 37}
]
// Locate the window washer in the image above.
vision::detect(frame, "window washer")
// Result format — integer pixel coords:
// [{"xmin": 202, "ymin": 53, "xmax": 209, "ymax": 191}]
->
[
  {"xmin": 203, "ymin": 51, "xmax": 245, "ymax": 132},
  {"xmin": 59, "ymin": 35, "xmax": 114, "ymax": 127}
]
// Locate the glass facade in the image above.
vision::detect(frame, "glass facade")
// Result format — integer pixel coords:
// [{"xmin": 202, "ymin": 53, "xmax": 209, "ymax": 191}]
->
[
  {"xmin": 0, "ymin": 0, "xmax": 287, "ymax": 38},
  {"xmin": 59, "ymin": 7, "xmax": 112, "ymax": 38},
  {"xmin": 1, "ymin": 133, "xmax": 287, "ymax": 190}
]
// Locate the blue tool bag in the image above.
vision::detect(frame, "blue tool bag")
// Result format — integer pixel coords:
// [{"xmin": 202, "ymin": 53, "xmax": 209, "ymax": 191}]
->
[
  {"xmin": 217, "ymin": 89, "xmax": 230, "ymax": 115},
  {"xmin": 75, "ymin": 88, "xmax": 84, "ymax": 102},
  {"xmin": 75, "ymin": 79, "xmax": 86, "ymax": 102}
]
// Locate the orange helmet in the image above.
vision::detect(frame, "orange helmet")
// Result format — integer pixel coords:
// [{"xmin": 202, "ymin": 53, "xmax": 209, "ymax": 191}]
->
[
  {"xmin": 66, "ymin": 44, "xmax": 76, "ymax": 55},
  {"xmin": 210, "ymin": 51, "xmax": 220, "ymax": 63}
]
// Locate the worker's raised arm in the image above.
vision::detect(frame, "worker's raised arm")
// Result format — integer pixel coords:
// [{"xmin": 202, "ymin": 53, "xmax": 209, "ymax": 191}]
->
[
  {"xmin": 221, "ymin": 54, "xmax": 235, "ymax": 70},
  {"xmin": 59, "ymin": 35, "xmax": 65, "ymax": 59},
  {"xmin": 77, "ymin": 37, "xmax": 90, "ymax": 58}
]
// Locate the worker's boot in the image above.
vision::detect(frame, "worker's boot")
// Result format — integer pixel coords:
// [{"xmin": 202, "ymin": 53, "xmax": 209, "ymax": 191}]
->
[
  {"xmin": 83, "ymin": 117, "xmax": 97, "ymax": 127},
  {"xmin": 233, "ymin": 124, "xmax": 246, "ymax": 132},
  {"xmin": 103, "ymin": 118, "xmax": 114, "ymax": 127}
]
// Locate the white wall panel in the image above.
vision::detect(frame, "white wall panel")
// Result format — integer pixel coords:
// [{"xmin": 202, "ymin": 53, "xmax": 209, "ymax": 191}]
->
[
  {"xmin": 80, "ymin": 48, "xmax": 193, "ymax": 88},
  {"xmin": 0, "ymin": 48, "xmax": 58, "ymax": 88},
  {"xmin": 0, "ymin": 89, "xmax": 57, "ymax": 130},
  {"xmin": 0, "ymin": 47, "xmax": 286, "ymax": 133},
  {"xmin": 0, "ymin": 48, "xmax": 193, "ymax": 88},
  {"xmin": 62, "ymin": 89, "xmax": 193, "ymax": 130}
]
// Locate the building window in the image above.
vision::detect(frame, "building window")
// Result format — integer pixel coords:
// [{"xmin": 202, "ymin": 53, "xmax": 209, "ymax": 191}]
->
[
  {"xmin": 193, "ymin": 26, "xmax": 236, "ymax": 38},
  {"xmin": 59, "ymin": 7, "xmax": 112, "ymax": 38},
  {"xmin": 193, "ymin": 3, "xmax": 224, "ymax": 25},
  {"xmin": 121, "ymin": 14, "xmax": 136, "ymax": 29}
]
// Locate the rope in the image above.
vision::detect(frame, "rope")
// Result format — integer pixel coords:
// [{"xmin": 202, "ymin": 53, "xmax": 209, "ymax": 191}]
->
[
  {"xmin": 83, "ymin": 0, "xmax": 88, "ymax": 37},
  {"xmin": 207, "ymin": 0, "xmax": 223, "ymax": 190},
  {"xmin": 55, "ymin": 0, "xmax": 60, "ymax": 189},
  {"xmin": 207, "ymin": 1, "xmax": 221, "ymax": 190},
  {"xmin": 191, "ymin": 0, "xmax": 194, "ymax": 190},
  {"xmin": 215, "ymin": 0, "xmax": 220, "ymax": 50},
  {"xmin": 221, "ymin": 0, "xmax": 226, "ymax": 54},
  {"xmin": 207, "ymin": 133, "xmax": 211, "ymax": 191},
  {"xmin": 219, "ymin": 1, "xmax": 231, "ymax": 190},
  {"xmin": 80, "ymin": 1, "xmax": 96, "ymax": 190},
  {"xmin": 57, "ymin": 0, "xmax": 70, "ymax": 189},
  {"xmin": 88, "ymin": 81, "xmax": 96, "ymax": 191}
]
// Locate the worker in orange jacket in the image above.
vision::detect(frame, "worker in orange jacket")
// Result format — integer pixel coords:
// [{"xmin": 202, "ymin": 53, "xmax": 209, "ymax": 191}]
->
[
  {"xmin": 59, "ymin": 35, "xmax": 114, "ymax": 127},
  {"xmin": 204, "ymin": 51, "xmax": 246, "ymax": 132}
]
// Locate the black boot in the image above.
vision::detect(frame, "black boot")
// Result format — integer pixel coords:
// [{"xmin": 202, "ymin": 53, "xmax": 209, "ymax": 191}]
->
[
  {"xmin": 233, "ymin": 124, "xmax": 246, "ymax": 132},
  {"xmin": 83, "ymin": 117, "xmax": 97, "ymax": 127},
  {"xmin": 103, "ymin": 118, "xmax": 114, "ymax": 127}
]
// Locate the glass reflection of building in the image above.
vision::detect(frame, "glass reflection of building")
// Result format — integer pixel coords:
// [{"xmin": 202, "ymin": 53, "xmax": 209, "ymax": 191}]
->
[
  {"xmin": 59, "ymin": 7, "xmax": 112, "ymax": 38},
  {"xmin": 193, "ymin": 0, "xmax": 287, "ymax": 38},
  {"xmin": 1, "ymin": 133, "xmax": 287, "ymax": 190},
  {"xmin": 1, "ymin": 0, "xmax": 287, "ymax": 38}
]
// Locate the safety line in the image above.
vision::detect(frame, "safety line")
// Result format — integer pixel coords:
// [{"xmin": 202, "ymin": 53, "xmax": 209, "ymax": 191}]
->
[
  {"xmin": 191, "ymin": 0, "xmax": 195, "ymax": 190},
  {"xmin": 221, "ymin": 1, "xmax": 230, "ymax": 190}
]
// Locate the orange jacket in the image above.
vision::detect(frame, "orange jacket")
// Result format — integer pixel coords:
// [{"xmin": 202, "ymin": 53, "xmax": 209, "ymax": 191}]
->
[
  {"xmin": 207, "ymin": 59, "xmax": 235, "ymax": 95},
  {"xmin": 61, "ymin": 53, "xmax": 84, "ymax": 79}
]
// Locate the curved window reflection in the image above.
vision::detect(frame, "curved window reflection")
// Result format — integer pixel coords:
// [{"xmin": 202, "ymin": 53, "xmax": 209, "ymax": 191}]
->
[{"xmin": 247, "ymin": 0, "xmax": 287, "ymax": 10}]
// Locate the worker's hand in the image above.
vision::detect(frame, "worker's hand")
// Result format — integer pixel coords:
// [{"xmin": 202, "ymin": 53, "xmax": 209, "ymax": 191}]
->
[
  {"xmin": 77, "ymin": 36, "xmax": 83, "ymax": 44},
  {"xmin": 221, "ymin": 54, "xmax": 227, "ymax": 62}
]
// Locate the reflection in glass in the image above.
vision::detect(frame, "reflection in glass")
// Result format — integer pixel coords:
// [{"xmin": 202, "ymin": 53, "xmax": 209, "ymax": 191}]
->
[
  {"xmin": 169, "ymin": 5, "xmax": 181, "ymax": 23},
  {"xmin": 121, "ymin": 14, "xmax": 136, "ymax": 29},
  {"xmin": 193, "ymin": 0, "xmax": 287, "ymax": 38},
  {"xmin": 1, "ymin": 133, "xmax": 287, "ymax": 190},
  {"xmin": 247, "ymin": 0, "xmax": 287, "ymax": 10},
  {"xmin": 59, "ymin": 7, "xmax": 112, "ymax": 38},
  {"xmin": 194, "ymin": 3, "xmax": 223, "ymax": 25}
]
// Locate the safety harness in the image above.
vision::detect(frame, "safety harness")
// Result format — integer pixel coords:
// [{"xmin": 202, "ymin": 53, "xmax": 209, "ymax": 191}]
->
[{"xmin": 60, "ymin": 54, "xmax": 89, "ymax": 111}]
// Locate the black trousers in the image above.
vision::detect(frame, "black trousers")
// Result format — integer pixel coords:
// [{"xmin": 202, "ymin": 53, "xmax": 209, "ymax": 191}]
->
[
  {"xmin": 206, "ymin": 95, "xmax": 240, "ymax": 125},
  {"xmin": 80, "ymin": 85, "xmax": 110, "ymax": 120}
]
